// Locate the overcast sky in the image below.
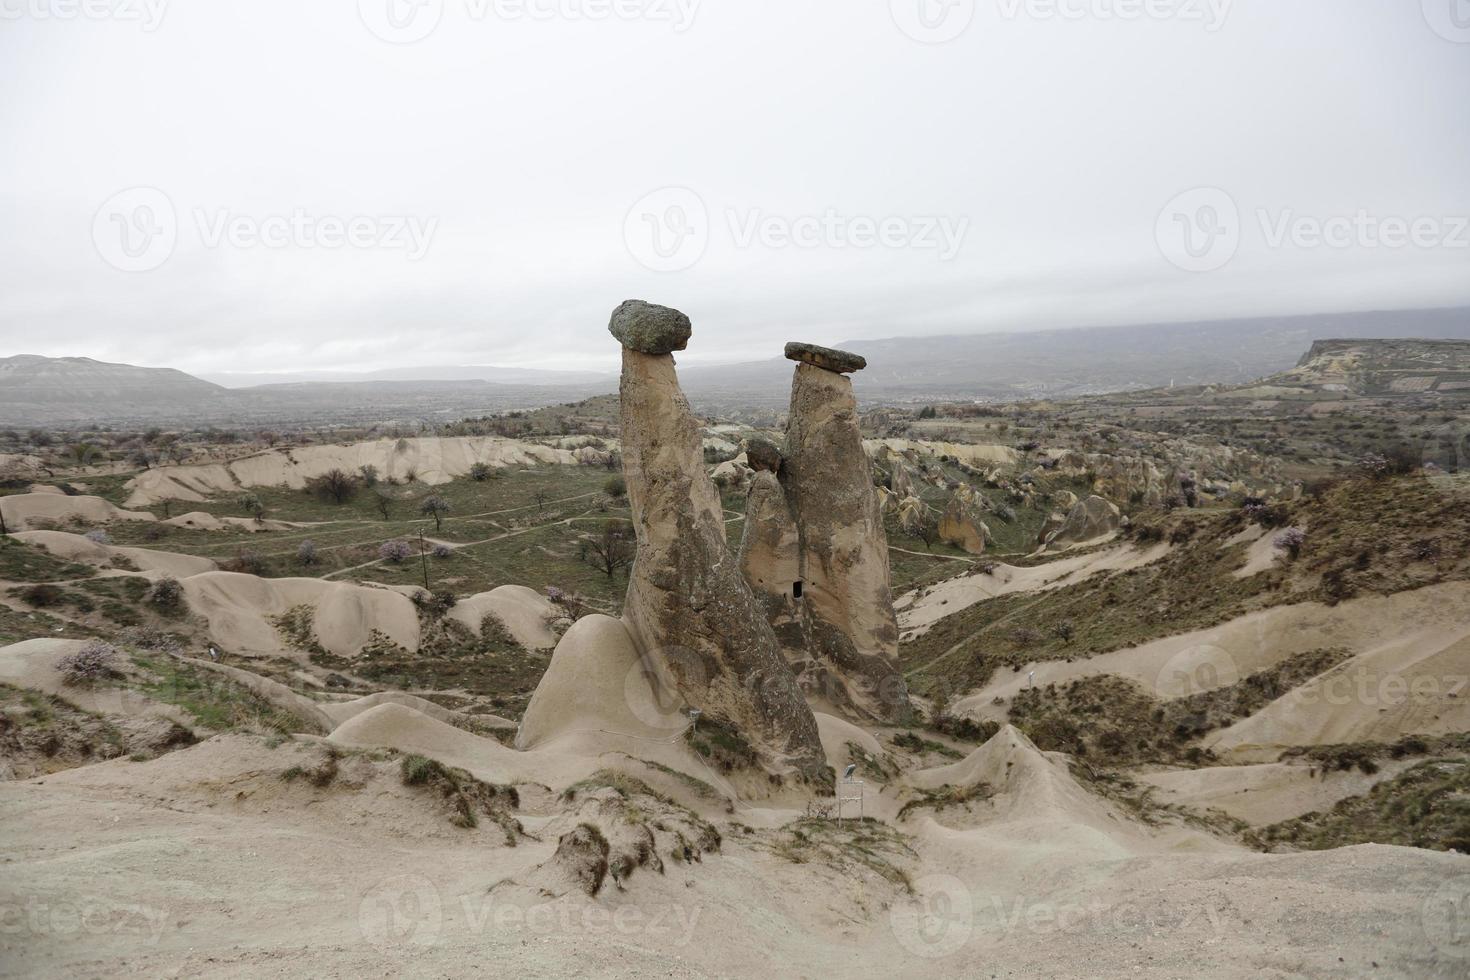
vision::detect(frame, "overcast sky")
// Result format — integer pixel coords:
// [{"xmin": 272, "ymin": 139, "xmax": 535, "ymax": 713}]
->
[{"xmin": 1, "ymin": 0, "xmax": 1467, "ymax": 374}]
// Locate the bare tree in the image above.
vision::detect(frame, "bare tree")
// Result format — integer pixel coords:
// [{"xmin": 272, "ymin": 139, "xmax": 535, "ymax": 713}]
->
[
  {"xmin": 532, "ymin": 490, "xmax": 551, "ymax": 512},
  {"xmin": 914, "ymin": 509, "xmax": 940, "ymax": 551},
  {"xmin": 236, "ymin": 492, "xmax": 266, "ymax": 524},
  {"xmin": 373, "ymin": 490, "xmax": 394, "ymax": 521},
  {"xmin": 419, "ymin": 494, "xmax": 451, "ymax": 532},
  {"xmin": 580, "ymin": 520, "xmax": 636, "ymax": 579},
  {"xmin": 307, "ymin": 468, "xmax": 359, "ymax": 504},
  {"xmin": 67, "ymin": 442, "xmax": 100, "ymax": 467}
]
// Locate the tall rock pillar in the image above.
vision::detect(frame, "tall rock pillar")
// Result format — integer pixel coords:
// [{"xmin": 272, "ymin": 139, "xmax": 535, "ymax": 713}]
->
[
  {"xmin": 782, "ymin": 344, "xmax": 910, "ymax": 721},
  {"xmin": 611, "ymin": 301, "xmax": 827, "ymax": 783}
]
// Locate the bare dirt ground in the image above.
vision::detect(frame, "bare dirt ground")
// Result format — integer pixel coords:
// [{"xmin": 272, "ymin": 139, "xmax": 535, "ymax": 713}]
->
[{"xmin": 3, "ymin": 727, "xmax": 1468, "ymax": 978}]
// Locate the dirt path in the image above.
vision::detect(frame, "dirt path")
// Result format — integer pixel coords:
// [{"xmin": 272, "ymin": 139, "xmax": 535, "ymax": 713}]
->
[
  {"xmin": 172, "ymin": 491, "xmax": 605, "ymax": 567},
  {"xmin": 322, "ymin": 507, "xmax": 602, "ymax": 582}
]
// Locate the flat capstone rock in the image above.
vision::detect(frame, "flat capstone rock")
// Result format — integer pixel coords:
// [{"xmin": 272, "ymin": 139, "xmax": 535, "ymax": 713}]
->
[
  {"xmin": 609, "ymin": 300, "xmax": 692, "ymax": 354},
  {"xmin": 784, "ymin": 342, "xmax": 866, "ymax": 374}
]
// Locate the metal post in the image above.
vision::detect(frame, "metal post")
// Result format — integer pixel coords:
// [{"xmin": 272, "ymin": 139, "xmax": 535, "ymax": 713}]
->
[{"xmin": 837, "ymin": 775, "xmax": 864, "ymax": 823}]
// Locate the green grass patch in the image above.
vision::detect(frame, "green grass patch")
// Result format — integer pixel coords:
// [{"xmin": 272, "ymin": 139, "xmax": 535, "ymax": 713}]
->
[
  {"xmin": 1005, "ymin": 648, "xmax": 1352, "ymax": 766},
  {"xmin": 762, "ymin": 817, "xmax": 916, "ymax": 893},
  {"xmin": 399, "ymin": 753, "xmax": 522, "ymax": 841},
  {"xmin": 1252, "ymin": 759, "xmax": 1470, "ymax": 853},
  {"xmin": 131, "ymin": 654, "xmax": 301, "ymax": 735},
  {"xmin": 0, "ymin": 537, "xmax": 95, "ymax": 582}
]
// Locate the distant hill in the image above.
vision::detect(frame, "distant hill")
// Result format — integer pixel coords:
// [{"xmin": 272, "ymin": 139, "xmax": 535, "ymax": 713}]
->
[
  {"xmin": 7, "ymin": 306, "xmax": 1467, "ymax": 426},
  {"xmin": 1281, "ymin": 338, "xmax": 1470, "ymax": 395},
  {"xmin": 680, "ymin": 307, "xmax": 1470, "ymax": 407},
  {"xmin": 0, "ymin": 355, "xmax": 228, "ymax": 423}
]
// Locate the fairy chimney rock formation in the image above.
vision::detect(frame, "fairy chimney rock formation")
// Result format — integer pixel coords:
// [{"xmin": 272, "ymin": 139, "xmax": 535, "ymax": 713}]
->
[
  {"xmin": 740, "ymin": 343, "xmax": 911, "ymax": 722},
  {"xmin": 611, "ymin": 302, "xmax": 826, "ymax": 783}
]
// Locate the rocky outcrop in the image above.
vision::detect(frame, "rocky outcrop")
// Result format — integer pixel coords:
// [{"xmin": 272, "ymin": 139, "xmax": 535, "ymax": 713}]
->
[
  {"xmin": 710, "ymin": 453, "xmax": 754, "ymax": 490},
  {"xmin": 1045, "ymin": 494, "xmax": 1122, "ymax": 549},
  {"xmin": 1035, "ymin": 510, "xmax": 1067, "ymax": 547},
  {"xmin": 897, "ymin": 496, "xmax": 927, "ymax": 534},
  {"xmin": 743, "ymin": 437, "xmax": 782, "ymax": 474},
  {"xmin": 574, "ymin": 445, "xmax": 616, "ymax": 468},
  {"xmin": 938, "ymin": 488, "xmax": 990, "ymax": 555},
  {"xmin": 613, "ymin": 303, "xmax": 826, "ymax": 782},
  {"xmin": 740, "ymin": 349, "xmax": 911, "ymax": 722},
  {"xmin": 887, "ymin": 455, "xmax": 918, "ymax": 499}
]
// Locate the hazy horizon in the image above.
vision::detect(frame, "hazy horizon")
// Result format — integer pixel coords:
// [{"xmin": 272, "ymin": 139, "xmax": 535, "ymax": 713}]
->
[{"xmin": 5, "ymin": 302, "xmax": 1467, "ymax": 383}]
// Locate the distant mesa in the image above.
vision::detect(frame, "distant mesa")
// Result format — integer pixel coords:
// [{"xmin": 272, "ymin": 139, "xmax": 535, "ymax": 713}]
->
[
  {"xmin": 608, "ymin": 299, "xmax": 693, "ymax": 355},
  {"xmin": 784, "ymin": 342, "xmax": 866, "ymax": 375}
]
